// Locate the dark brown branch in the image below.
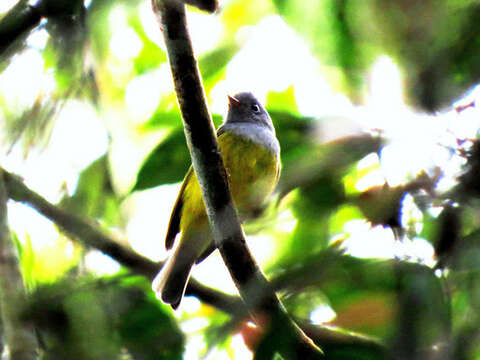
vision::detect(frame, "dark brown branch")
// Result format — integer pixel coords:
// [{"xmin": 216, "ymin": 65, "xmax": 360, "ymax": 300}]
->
[
  {"xmin": 0, "ymin": 0, "xmax": 42, "ymax": 56},
  {"xmin": 181, "ymin": 0, "xmax": 218, "ymax": 13},
  {"xmin": 1, "ymin": 169, "xmax": 240, "ymax": 312},
  {"xmin": 2, "ymin": 168, "xmax": 386, "ymax": 356},
  {"xmin": 152, "ymin": 0, "xmax": 323, "ymax": 358},
  {"xmin": 0, "ymin": 170, "xmax": 38, "ymax": 360}
]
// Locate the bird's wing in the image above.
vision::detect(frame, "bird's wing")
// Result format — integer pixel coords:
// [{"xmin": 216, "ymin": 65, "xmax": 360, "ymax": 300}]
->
[
  {"xmin": 165, "ymin": 167, "xmax": 193, "ymax": 249},
  {"xmin": 165, "ymin": 126, "xmax": 226, "ymax": 250}
]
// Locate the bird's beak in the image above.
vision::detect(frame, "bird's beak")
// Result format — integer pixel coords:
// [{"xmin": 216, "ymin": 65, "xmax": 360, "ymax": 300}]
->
[{"xmin": 227, "ymin": 95, "xmax": 241, "ymax": 108}]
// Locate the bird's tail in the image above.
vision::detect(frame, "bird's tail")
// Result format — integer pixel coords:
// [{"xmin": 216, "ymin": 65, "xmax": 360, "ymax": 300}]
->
[
  {"xmin": 152, "ymin": 241, "xmax": 198, "ymax": 309},
  {"xmin": 153, "ymin": 231, "xmax": 209, "ymax": 309}
]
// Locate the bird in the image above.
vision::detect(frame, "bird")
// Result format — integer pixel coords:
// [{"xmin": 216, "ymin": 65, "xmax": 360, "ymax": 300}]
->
[{"xmin": 152, "ymin": 92, "xmax": 281, "ymax": 309}]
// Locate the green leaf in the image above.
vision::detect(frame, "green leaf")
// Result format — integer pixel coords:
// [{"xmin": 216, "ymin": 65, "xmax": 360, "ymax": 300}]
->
[
  {"xmin": 127, "ymin": 6, "xmax": 167, "ymax": 75},
  {"xmin": 272, "ymin": 0, "xmax": 370, "ymax": 100},
  {"xmin": 59, "ymin": 155, "xmax": 122, "ymax": 226},
  {"xmin": 266, "ymin": 86, "xmax": 299, "ymax": 114},
  {"xmin": 199, "ymin": 43, "xmax": 239, "ymax": 86},
  {"xmin": 133, "ymin": 128, "xmax": 190, "ymax": 191},
  {"xmin": 269, "ymin": 110, "xmax": 316, "ymax": 165},
  {"xmin": 118, "ymin": 280, "xmax": 185, "ymax": 359},
  {"xmin": 134, "ymin": 113, "xmax": 223, "ymax": 191},
  {"xmin": 25, "ymin": 276, "xmax": 185, "ymax": 360},
  {"xmin": 278, "ymin": 133, "xmax": 383, "ymax": 199}
]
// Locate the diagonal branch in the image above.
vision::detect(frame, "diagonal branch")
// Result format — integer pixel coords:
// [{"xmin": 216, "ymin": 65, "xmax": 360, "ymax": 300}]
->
[
  {"xmin": 2, "ymin": 169, "xmax": 241, "ymax": 313},
  {"xmin": 0, "ymin": 0, "xmax": 42, "ymax": 56},
  {"xmin": 0, "ymin": 170, "xmax": 38, "ymax": 360},
  {"xmin": 152, "ymin": 0, "xmax": 323, "ymax": 358},
  {"xmin": 2, "ymin": 168, "xmax": 387, "ymax": 356}
]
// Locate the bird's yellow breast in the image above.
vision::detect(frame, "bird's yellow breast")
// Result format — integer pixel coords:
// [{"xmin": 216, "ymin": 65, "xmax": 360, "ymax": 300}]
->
[{"xmin": 180, "ymin": 131, "xmax": 280, "ymax": 230}]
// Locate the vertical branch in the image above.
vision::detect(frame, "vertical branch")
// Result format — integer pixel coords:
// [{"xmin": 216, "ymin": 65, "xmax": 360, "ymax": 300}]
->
[
  {"xmin": 0, "ymin": 170, "xmax": 38, "ymax": 360},
  {"xmin": 152, "ymin": 0, "xmax": 323, "ymax": 357}
]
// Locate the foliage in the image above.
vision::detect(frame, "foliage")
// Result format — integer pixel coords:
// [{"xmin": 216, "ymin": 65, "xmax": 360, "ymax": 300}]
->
[
  {"xmin": 23, "ymin": 276, "xmax": 184, "ymax": 360},
  {"xmin": 2, "ymin": 0, "xmax": 480, "ymax": 359}
]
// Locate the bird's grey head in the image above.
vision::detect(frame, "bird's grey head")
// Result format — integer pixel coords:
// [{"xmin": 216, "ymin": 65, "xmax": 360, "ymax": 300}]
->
[{"xmin": 225, "ymin": 92, "xmax": 275, "ymax": 133}]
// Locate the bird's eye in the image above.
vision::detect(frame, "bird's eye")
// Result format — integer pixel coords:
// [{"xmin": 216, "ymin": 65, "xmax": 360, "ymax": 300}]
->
[{"xmin": 251, "ymin": 104, "xmax": 260, "ymax": 113}]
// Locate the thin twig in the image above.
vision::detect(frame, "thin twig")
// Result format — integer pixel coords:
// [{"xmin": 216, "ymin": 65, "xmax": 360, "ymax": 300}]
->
[
  {"xmin": 152, "ymin": 0, "xmax": 324, "ymax": 357},
  {"xmin": 0, "ymin": 169, "xmax": 38, "ymax": 360}
]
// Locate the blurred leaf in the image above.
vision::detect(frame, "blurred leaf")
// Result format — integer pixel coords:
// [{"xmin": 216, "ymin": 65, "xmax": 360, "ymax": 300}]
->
[
  {"xmin": 200, "ymin": 43, "xmax": 239, "ymax": 87},
  {"xmin": 24, "ymin": 276, "xmax": 184, "ymax": 360},
  {"xmin": 273, "ymin": 134, "xmax": 382, "ymax": 266},
  {"xmin": 203, "ymin": 311, "xmax": 234, "ymax": 355},
  {"xmin": 434, "ymin": 204, "xmax": 461, "ymax": 269},
  {"xmin": 221, "ymin": 0, "xmax": 275, "ymax": 38},
  {"xmin": 127, "ymin": 6, "xmax": 167, "ymax": 75},
  {"xmin": 43, "ymin": 0, "xmax": 88, "ymax": 95},
  {"xmin": 118, "ymin": 278, "xmax": 185, "ymax": 360},
  {"xmin": 273, "ymin": 248, "xmax": 448, "ymax": 340},
  {"xmin": 133, "ymin": 128, "xmax": 189, "ymax": 191},
  {"xmin": 266, "ymin": 86, "xmax": 298, "ymax": 114},
  {"xmin": 278, "ymin": 133, "xmax": 383, "ymax": 199},
  {"xmin": 270, "ymin": 110, "xmax": 316, "ymax": 165},
  {"xmin": 143, "ymin": 108, "xmax": 184, "ymax": 130},
  {"xmin": 352, "ymin": 184, "xmax": 404, "ymax": 236},
  {"xmin": 273, "ymin": 0, "xmax": 371, "ymax": 100},
  {"xmin": 352, "ymin": 173, "xmax": 437, "ymax": 237},
  {"xmin": 3, "ymin": 94, "xmax": 61, "ymax": 155},
  {"xmin": 13, "ymin": 230, "xmax": 80, "ymax": 285},
  {"xmin": 136, "ymin": 108, "xmax": 316, "ymax": 191},
  {"xmin": 86, "ymin": 0, "xmax": 114, "ymax": 62},
  {"xmin": 392, "ymin": 263, "xmax": 451, "ymax": 358},
  {"xmin": 329, "ymin": 205, "xmax": 363, "ymax": 235},
  {"xmin": 370, "ymin": 1, "xmax": 480, "ymax": 111},
  {"xmin": 274, "ymin": 0, "xmax": 480, "ymax": 111},
  {"xmin": 133, "ymin": 114, "xmax": 223, "ymax": 191},
  {"xmin": 441, "ymin": 229, "xmax": 480, "ymax": 271},
  {"xmin": 298, "ymin": 322, "xmax": 389, "ymax": 360},
  {"xmin": 59, "ymin": 155, "xmax": 122, "ymax": 226},
  {"xmin": 457, "ymin": 139, "xmax": 480, "ymax": 199},
  {"xmin": 11, "ymin": 231, "xmax": 36, "ymax": 288}
]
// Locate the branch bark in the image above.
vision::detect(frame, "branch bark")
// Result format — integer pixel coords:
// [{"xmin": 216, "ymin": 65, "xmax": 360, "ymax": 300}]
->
[
  {"xmin": 181, "ymin": 0, "xmax": 218, "ymax": 13},
  {"xmin": 0, "ymin": 170, "xmax": 38, "ymax": 360},
  {"xmin": 152, "ymin": 0, "xmax": 323, "ymax": 358},
  {"xmin": 0, "ymin": 0, "xmax": 42, "ymax": 56},
  {"xmin": 1, "ymin": 169, "xmax": 241, "ymax": 312},
  {"xmin": 2, "ymin": 168, "xmax": 387, "ymax": 357}
]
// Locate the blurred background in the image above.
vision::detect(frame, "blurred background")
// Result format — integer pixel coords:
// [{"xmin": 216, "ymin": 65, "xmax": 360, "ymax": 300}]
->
[{"xmin": 1, "ymin": 0, "xmax": 480, "ymax": 358}]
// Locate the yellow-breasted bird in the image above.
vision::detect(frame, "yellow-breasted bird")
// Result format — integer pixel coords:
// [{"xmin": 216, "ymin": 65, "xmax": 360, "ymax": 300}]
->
[{"xmin": 152, "ymin": 92, "xmax": 281, "ymax": 308}]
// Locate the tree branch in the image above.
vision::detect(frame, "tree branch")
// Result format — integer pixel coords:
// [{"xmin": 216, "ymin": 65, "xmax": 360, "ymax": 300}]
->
[
  {"xmin": 1, "ymin": 169, "xmax": 241, "ymax": 311},
  {"xmin": 152, "ymin": 0, "xmax": 323, "ymax": 358},
  {"xmin": 0, "ymin": 170, "xmax": 38, "ymax": 360},
  {"xmin": 181, "ymin": 0, "xmax": 218, "ymax": 13},
  {"xmin": 0, "ymin": 0, "xmax": 42, "ymax": 56},
  {"xmin": 2, "ymin": 168, "xmax": 387, "ymax": 356}
]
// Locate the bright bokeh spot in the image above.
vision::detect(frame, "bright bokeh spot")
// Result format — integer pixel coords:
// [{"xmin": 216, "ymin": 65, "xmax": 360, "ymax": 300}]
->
[
  {"xmin": 84, "ymin": 250, "xmax": 121, "ymax": 275},
  {"xmin": 125, "ymin": 65, "xmax": 173, "ymax": 122},
  {"xmin": 26, "ymin": 28, "xmax": 49, "ymax": 50},
  {"xmin": 0, "ymin": 49, "xmax": 55, "ymax": 112},
  {"xmin": 125, "ymin": 184, "xmax": 181, "ymax": 261},
  {"xmin": 0, "ymin": 0, "xmax": 17, "ymax": 13},
  {"xmin": 310, "ymin": 304, "xmax": 337, "ymax": 324},
  {"xmin": 110, "ymin": 26, "xmax": 143, "ymax": 60}
]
